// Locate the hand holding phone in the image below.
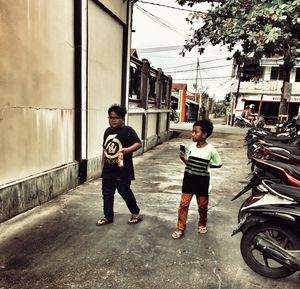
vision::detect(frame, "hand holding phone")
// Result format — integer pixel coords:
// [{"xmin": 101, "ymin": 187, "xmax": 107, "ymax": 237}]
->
[{"xmin": 180, "ymin": 144, "xmax": 186, "ymax": 154}]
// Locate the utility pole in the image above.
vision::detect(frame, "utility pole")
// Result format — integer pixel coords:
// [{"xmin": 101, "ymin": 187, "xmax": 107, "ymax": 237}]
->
[
  {"xmin": 194, "ymin": 58, "xmax": 198, "ymax": 102},
  {"xmin": 196, "ymin": 59, "xmax": 203, "ymax": 120}
]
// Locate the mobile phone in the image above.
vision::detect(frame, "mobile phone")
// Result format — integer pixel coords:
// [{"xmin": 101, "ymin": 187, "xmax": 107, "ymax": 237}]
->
[{"xmin": 180, "ymin": 144, "xmax": 186, "ymax": 153}]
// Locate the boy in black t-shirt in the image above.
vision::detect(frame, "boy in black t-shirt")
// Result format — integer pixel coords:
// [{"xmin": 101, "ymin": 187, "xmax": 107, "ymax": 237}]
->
[{"xmin": 96, "ymin": 105, "xmax": 143, "ymax": 226}]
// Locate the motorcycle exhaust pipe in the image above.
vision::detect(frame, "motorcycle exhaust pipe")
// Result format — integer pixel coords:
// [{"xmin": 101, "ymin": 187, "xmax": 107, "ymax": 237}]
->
[{"xmin": 253, "ymin": 235, "xmax": 300, "ymax": 271}]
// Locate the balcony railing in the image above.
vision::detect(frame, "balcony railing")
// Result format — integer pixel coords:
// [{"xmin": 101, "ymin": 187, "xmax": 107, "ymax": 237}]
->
[
  {"xmin": 239, "ymin": 80, "xmax": 281, "ymax": 93},
  {"xmin": 129, "ymin": 56, "xmax": 172, "ymax": 110}
]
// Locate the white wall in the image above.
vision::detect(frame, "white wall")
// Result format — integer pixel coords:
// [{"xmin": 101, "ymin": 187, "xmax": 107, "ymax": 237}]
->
[
  {"xmin": 98, "ymin": 0, "xmax": 127, "ymax": 23},
  {"xmin": 0, "ymin": 0, "xmax": 75, "ymax": 185},
  {"xmin": 87, "ymin": 0, "xmax": 124, "ymax": 159}
]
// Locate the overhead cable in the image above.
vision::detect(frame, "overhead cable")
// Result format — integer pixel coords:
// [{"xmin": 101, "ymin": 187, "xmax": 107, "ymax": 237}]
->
[
  {"xmin": 173, "ymin": 76, "xmax": 232, "ymax": 80},
  {"xmin": 137, "ymin": 0, "xmax": 206, "ymax": 15},
  {"xmin": 165, "ymin": 64, "xmax": 233, "ymax": 73},
  {"xmin": 164, "ymin": 57, "xmax": 229, "ymax": 69},
  {"xmin": 137, "ymin": 45, "xmax": 184, "ymax": 53},
  {"xmin": 135, "ymin": 4, "xmax": 187, "ymax": 35}
]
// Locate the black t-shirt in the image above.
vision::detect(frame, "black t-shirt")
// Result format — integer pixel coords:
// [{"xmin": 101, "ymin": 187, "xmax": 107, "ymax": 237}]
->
[{"xmin": 101, "ymin": 125, "xmax": 141, "ymax": 180}]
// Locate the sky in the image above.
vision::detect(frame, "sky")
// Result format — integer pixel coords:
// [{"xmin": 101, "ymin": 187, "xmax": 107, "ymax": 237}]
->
[{"xmin": 131, "ymin": 0, "xmax": 236, "ymax": 101}]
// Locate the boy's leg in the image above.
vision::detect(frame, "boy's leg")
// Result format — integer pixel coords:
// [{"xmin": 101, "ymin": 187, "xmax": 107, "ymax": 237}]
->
[
  {"xmin": 177, "ymin": 193, "xmax": 193, "ymax": 231},
  {"xmin": 116, "ymin": 179, "xmax": 140, "ymax": 215},
  {"xmin": 102, "ymin": 178, "xmax": 116, "ymax": 222},
  {"xmin": 196, "ymin": 196, "xmax": 209, "ymax": 228}
]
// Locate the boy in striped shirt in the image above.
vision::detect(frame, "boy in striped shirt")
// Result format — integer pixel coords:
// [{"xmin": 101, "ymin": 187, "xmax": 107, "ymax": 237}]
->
[{"xmin": 172, "ymin": 119, "xmax": 222, "ymax": 239}]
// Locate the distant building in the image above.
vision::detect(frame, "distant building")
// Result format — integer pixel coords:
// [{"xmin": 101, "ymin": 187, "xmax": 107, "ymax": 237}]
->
[
  {"xmin": 171, "ymin": 83, "xmax": 214, "ymax": 122},
  {"xmin": 171, "ymin": 83, "xmax": 187, "ymax": 122},
  {"xmin": 231, "ymin": 56, "xmax": 300, "ymax": 124}
]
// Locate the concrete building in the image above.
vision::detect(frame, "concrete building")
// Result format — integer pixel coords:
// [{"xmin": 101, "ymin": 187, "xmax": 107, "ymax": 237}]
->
[
  {"xmin": 231, "ymin": 57, "xmax": 300, "ymax": 124},
  {"xmin": 171, "ymin": 83, "xmax": 187, "ymax": 122},
  {"xmin": 0, "ymin": 0, "xmax": 172, "ymax": 223}
]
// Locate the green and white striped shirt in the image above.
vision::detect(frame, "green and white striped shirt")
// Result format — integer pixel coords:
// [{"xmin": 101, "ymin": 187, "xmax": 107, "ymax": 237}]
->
[{"xmin": 185, "ymin": 143, "xmax": 222, "ymax": 176}]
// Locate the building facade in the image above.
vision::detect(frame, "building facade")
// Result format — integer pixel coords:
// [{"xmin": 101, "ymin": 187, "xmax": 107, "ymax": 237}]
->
[{"xmin": 231, "ymin": 57, "xmax": 300, "ymax": 124}]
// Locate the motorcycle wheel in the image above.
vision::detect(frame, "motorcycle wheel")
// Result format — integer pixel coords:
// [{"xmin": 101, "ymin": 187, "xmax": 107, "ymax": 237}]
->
[{"xmin": 240, "ymin": 222, "xmax": 300, "ymax": 278}]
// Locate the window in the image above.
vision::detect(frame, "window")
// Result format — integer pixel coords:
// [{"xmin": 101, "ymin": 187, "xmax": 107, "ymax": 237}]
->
[
  {"xmin": 148, "ymin": 72, "xmax": 157, "ymax": 102},
  {"xmin": 129, "ymin": 64, "xmax": 141, "ymax": 100},
  {"xmin": 161, "ymin": 77, "xmax": 167, "ymax": 104},
  {"xmin": 270, "ymin": 66, "xmax": 290, "ymax": 81},
  {"xmin": 271, "ymin": 67, "xmax": 280, "ymax": 80}
]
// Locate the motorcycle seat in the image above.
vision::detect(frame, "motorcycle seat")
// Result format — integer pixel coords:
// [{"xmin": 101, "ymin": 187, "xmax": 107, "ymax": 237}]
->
[
  {"xmin": 268, "ymin": 147, "xmax": 300, "ymax": 161},
  {"xmin": 266, "ymin": 160, "xmax": 300, "ymax": 180},
  {"xmin": 265, "ymin": 135, "xmax": 293, "ymax": 142},
  {"xmin": 263, "ymin": 142, "xmax": 300, "ymax": 155},
  {"xmin": 270, "ymin": 183, "xmax": 300, "ymax": 203}
]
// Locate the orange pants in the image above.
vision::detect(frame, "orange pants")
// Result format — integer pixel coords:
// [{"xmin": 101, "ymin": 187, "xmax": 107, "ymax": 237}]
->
[{"xmin": 177, "ymin": 193, "xmax": 209, "ymax": 231}]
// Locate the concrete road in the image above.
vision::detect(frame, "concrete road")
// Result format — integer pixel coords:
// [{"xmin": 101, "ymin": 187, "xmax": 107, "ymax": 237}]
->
[{"xmin": 0, "ymin": 120, "xmax": 299, "ymax": 289}]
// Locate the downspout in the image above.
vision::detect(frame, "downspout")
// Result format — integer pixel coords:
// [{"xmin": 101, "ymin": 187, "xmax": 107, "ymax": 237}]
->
[
  {"xmin": 122, "ymin": 0, "xmax": 136, "ymax": 124},
  {"xmin": 74, "ymin": 0, "xmax": 88, "ymax": 183}
]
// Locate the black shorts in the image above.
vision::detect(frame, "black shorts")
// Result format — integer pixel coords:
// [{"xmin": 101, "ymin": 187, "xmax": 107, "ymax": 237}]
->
[{"xmin": 182, "ymin": 172, "xmax": 210, "ymax": 196}]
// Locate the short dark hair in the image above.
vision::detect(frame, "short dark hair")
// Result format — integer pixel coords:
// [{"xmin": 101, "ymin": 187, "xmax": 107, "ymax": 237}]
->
[
  {"xmin": 108, "ymin": 105, "xmax": 127, "ymax": 119},
  {"xmin": 193, "ymin": 119, "xmax": 214, "ymax": 138}
]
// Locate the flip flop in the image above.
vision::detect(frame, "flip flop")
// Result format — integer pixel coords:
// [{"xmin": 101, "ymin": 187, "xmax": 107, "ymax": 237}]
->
[
  {"xmin": 198, "ymin": 227, "xmax": 207, "ymax": 234},
  {"xmin": 96, "ymin": 218, "xmax": 112, "ymax": 226},
  {"xmin": 128, "ymin": 215, "xmax": 143, "ymax": 224},
  {"xmin": 171, "ymin": 230, "xmax": 184, "ymax": 239}
]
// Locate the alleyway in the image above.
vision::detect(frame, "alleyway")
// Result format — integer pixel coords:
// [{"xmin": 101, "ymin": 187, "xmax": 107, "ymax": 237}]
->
[{"xmin": 0, "ymin": 121, "xmax": 299, "ymax": 289}]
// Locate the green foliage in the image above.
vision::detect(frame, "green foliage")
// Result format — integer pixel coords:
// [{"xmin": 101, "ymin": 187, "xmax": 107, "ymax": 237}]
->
[
  {"xmin": 176, "ymin": 0, "xmax": 300, "ymax": 67},
  {"xmin": 214, "ymin": 98, "xmax": 230, "ymax": 116}
]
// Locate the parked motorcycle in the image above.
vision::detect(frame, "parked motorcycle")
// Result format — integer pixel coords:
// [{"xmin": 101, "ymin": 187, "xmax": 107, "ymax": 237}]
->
[
  {"xmin": 232, "ymin": 156, "xmax": 300, "ymax": 221},
  {"xmin": 235, "ymin": 116, "xmax": 265, "ymax": 129},
  {"xmin": 246, "ymin": 132, "xmax": 300, "ymax": 160},
  {"xmin": 275, "ymin": 117, "xmax": 300, "ymax": 133},
  {"xmin": 245, "ymin": 118, "xmax": 300, "ymax": 150},
  {"xmin": 232, "ymin": 180, "xmax": 300, "ymax": 278},
  {"xmin": 249, "ymin": 142, "xmax": 300, "ymax": 165},
  {"xmin": 246, "ymin": 128, "xmax": 299, "ymax": 150}
]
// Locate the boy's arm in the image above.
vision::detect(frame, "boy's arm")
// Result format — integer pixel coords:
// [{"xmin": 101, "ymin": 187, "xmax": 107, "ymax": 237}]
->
[
  {"xmin": 121, "ymin": 127, "xmax": 142, "ymax": 155},
  {"xmin": 210, "ymin": 149, "xmax": 222, "ymax": 168},
  {"xmin": 180, "ymin": 152, "xmax": 188, "ymax": 165},
  {"xmin": 121, "ymin": 142, "xmax": 142, "ymax": 155}
]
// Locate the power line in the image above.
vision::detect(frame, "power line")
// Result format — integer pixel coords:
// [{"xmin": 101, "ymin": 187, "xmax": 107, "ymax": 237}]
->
[
  {"xmin": 164, "ymin": 57, "xmax": 229, "ymax": 69},
  {"xmin": 137, "ymin": 45, "xmax": 184, "ymax": 53},
  {"xmin": 173, "ymin": 76, "xmax": 232, "ymax": 80},
  {"xmin": 135, "ymin": 4, "xmax": 187, "ymax": 36},
  {"xmin": 137, "ymin": 0, "xmax": 206, "ymax": 14},
  {"xmin": 165, "ymin": 64, "xmax": 233, "ymax": 73},
  {"xmin": 202, "ymin": 68, "xmax": 226, "ymax": 86},
  {"xmin": 134, "ymin": 55, "xmax": 225, "ymax": 59}
]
